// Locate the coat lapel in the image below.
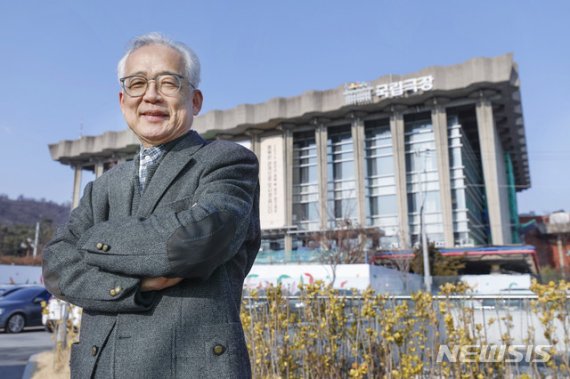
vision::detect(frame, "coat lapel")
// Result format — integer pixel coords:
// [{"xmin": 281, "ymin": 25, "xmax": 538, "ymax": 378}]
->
[{"xmin": 135, "ymin": 131, "xmax": 206, "ymax": 217}]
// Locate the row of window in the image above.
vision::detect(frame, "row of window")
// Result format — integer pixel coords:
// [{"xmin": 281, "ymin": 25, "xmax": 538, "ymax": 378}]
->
[{"xmin": 290, "ymin": 112, "xmax": 488, "ymax": 248}]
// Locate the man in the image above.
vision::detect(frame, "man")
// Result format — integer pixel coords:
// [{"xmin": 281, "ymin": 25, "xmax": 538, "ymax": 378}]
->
[{"xmin": 42, "ymin": 33, "xmax": 260, "ymax": 378}]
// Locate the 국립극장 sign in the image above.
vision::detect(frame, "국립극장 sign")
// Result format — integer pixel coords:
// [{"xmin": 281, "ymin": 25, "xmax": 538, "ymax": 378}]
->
[{"xmin": 344, "ymin": 75, "xmax": 434, "ymax": 105}]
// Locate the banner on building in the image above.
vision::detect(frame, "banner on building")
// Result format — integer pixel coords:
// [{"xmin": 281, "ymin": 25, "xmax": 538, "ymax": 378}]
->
[{"xmin": 259, "ymin": 135, "xmax": 286, "ymax": 229}]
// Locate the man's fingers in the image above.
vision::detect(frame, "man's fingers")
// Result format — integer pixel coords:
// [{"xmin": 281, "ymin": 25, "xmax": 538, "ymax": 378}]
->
[{"xmin": 140, "ymin": 277, "xmax": 183, "ymax": 292}]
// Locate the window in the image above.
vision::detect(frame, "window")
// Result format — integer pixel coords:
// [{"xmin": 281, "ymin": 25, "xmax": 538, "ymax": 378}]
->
[
  {"xmin": 326, "ymin": 126, "xmax": 357, "ymax": 227},
  {"xmin": 405, "ymin": 115, "xmax": 444, "ymax": 245},
  {"xmin": 364, "ymin": 120, "xmax": 399, "ymax": 247},
  {"xmin": 292, "ymin": 131, "xmax": 320, "ymax": 231}
]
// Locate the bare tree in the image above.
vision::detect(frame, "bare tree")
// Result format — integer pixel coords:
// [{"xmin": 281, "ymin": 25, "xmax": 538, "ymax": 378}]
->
[{"xmin": 308, "ymin": 219, "xmax": 382, "ymax": 287}]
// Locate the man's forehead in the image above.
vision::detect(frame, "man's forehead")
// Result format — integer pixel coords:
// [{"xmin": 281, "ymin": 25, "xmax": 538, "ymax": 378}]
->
[{"xmin": 124, "ymin": 44, "xmax": 184, "ymax": 74}]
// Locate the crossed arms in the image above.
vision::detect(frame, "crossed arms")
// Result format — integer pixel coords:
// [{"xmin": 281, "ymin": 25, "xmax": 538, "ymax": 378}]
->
[{"xmin": 42, "ymin": 144, "xmax": 259, "ymax": 313}]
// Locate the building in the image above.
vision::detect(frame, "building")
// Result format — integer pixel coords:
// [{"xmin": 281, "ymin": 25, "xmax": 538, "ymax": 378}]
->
[
  {"xmin": 520, "ymin": 211, "xmax": 570, "ymax": 271},
  {"xmin": 49, "ymin": 54, "xmax": 530, "ymax": 257}
]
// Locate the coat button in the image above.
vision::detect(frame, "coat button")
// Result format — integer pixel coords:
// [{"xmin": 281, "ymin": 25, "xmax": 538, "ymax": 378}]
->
[
  {"xmin": 102, "ymin": 244, "xmax": 110, "ymax": 252},
  {"xmin": 109, "ymin": 288, "xmax": 117, "ymax": 297},
  {"xmin": 213, "ymin": 344, "xmax": 226, "ymax": 356},
  {"xmin": 96, "ymin": 242, "xmax": 103, "ymax": 250},
  {"xmin": 91, "ymin": 345, "xmax": 98, "ymax": 356}
]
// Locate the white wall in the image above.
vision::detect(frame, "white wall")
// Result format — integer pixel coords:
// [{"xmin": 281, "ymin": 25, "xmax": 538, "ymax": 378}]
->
[
  {"xmin": 0, "ymin": 264, "xmax": 43, "ymax": 285},
  {"xmin": 459, "ymin": 274, "xmax": 532, "ymax": 294},
  {"xmin": 246, "ymin": 264, "xmax": 423, "ymax": 294}
]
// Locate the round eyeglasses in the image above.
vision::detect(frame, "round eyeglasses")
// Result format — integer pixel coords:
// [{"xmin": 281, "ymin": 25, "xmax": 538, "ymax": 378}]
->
[{"xmin": 120, "ymin": 73, "xmax": 194, "ymax": 97}]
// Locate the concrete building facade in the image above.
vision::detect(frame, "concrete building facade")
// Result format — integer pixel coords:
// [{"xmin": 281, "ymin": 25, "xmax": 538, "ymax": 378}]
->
[{"xmin": 49, "ymin": 54, "xmax": 530, "ymax": 255}]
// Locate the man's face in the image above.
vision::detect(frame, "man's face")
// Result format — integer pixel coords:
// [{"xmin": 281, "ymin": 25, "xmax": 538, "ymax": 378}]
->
[{"xmin": 119, "ymin": 44, "xmax": 203, "ymax": 147}]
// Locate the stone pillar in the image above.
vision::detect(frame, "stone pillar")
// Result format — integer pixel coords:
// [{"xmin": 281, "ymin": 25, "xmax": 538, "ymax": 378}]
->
[
  {"xmin": 94, "ymin": 161, "xmax": 105, "ymax": 178},
  {"xmin": 313, "ymin": 119, "xmax": 329, "ymax": 229},
  {"xmin": 279, "ymin": 124, "xmax": 295, "ymax": 255},
  {"xmin": 476, "ymin": 96, "xmax": 510, "ymax": 245},
  {"xmin": 390, "ymin": 108, "xmax": 409, "ymax": 248},
  {"xmin": 215, "ymin": 133, "xmax": 233, "ymax": 141},
  {"xmin": 349, "ymin": 113, "xmax": 367, "ymax": 226},
  {"xmin": 72, "ymin": 165, "xmax": 82, "ymax": 210},
  {"xmin": 246, "ymin": 129, "xmax": 263, "ymax": 159},
  {"xmin": 430, "ymin": 101, "xmax": 454, "ymax": 247}
]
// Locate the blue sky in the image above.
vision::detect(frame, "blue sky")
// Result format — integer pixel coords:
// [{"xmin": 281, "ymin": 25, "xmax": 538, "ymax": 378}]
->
[{"xmin": 0, "ymin": 1, "xmax": 568, "ymax": 214}]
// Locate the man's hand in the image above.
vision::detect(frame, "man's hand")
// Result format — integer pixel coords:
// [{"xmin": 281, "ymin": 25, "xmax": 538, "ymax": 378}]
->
[{"xmin": 140, "ymin": 277, "xmax": 183, "ymax": 292}]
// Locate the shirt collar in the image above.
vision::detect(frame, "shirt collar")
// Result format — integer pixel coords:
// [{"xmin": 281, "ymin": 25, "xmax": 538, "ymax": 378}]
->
[
  {"xmin": 138, "ymin": 131, "xmax": 191, "ymax": 163},
  {"xmin": 139, "ymin": 144, "xmax": 167, "ymax": 164}
]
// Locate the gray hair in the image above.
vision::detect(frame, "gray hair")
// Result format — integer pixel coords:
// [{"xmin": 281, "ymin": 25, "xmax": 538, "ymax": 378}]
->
[{"xmin": 117, "ymin": 32, "xmax": 201, "ymax": 88}]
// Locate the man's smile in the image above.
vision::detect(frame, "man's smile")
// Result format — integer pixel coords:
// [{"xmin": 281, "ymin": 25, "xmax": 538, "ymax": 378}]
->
[{"xmin": 140, "ymin": 109, "xmax": 170, "ymax": 122}]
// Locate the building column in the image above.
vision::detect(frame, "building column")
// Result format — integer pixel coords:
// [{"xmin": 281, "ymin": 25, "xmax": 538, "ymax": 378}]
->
[
  {"xmin": 430, "ymin": 101, "xmax": 454, "ymax": 247},
  {"xmin": 390, "ymin": 108, "xmax": 410, "ymax": 248},
  {"xmin": 94, "ymin": 161, "xmax": 105, "ymax": 178},
  {"xmin": 349, "ymin": 113, "xmax": 367, "ymax": 226},
  {"xmin": 246, "ymin": 129, "xmax": 263, "ymax": 159},
  {"xmin": 313, "ymin": 118, "xmax": 329, "ymax": 229},
  {"xmin": 72, "ymin": 165, "xmax": 82, "ymax": 210},
  {"xmin": 475, "ymin": 96, "xmax": 510, "ymax": 245},
  {"xmin": 215, "ymin": 133, "xmax": 233, "ymax": 141},
  {"xmin": 280, "ymin": 124, "xmax": 295, "ymax": 255}
]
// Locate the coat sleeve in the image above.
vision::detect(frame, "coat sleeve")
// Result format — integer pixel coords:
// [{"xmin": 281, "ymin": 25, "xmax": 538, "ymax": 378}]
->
[
  {"xmin": 82, "ymin": 144, "xmax": 259, "ymax": 280},
  {"xmin": 42, "ymin": 181, "xmax": 156, "ymax": 313}
]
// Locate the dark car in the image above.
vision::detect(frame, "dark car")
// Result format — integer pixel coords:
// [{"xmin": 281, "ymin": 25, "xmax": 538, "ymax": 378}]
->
[
  {"xmin": 0, "ymin": 286, "xmax": 51, "ymax": 333},
  {"xmin": 0, "ymin": 285, "xmax": 30, "ymax": 297},
  {"xmin": 0, "ymin": 285, "xmax": 19, "ymax": 297}
]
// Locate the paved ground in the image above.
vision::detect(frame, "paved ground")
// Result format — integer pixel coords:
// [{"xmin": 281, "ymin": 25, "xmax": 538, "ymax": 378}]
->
[{"xmin": 0, "ymin": 327, "xmax": 53, "ymax": 379}]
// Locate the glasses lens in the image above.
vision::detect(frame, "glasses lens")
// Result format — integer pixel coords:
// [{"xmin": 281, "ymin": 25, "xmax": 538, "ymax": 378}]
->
[
  {"xmin": 157, "ymin": 74, "xmax": 181, "ymax": 96},
  {"xmin": 124, "ymin": 76, "xmax": 147, "ymax": 97}
]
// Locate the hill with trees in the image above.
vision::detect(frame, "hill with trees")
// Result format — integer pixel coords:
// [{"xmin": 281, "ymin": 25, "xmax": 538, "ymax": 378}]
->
[
  {"xmin": 0, "ymin": 194, "xmax": 70, "ymax": 262},
  {"xmin": 0, "ymin": 194, "xmax": 70, "ymax": 226}
]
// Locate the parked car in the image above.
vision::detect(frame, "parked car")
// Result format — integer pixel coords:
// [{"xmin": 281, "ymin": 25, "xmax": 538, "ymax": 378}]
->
[
  {"xmin": 0, "ymin": 285, "xmax": 21, "ymax": 297},
  {"xmin": 0, "ymin": 284, "xmax": 41, "ymax": 297},
  {"xmin": 0, "ymin": 286, "xmax": 51, "ymax": 333},
  {"xmin": 42, "ymin": 297, "xmax": 81, "ymax": 333}
]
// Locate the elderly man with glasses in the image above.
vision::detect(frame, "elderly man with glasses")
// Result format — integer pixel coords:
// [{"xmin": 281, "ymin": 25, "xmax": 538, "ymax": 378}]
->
[{"xmin": 43, "ymin": 33, "xmax": 260, "ymax": 379}]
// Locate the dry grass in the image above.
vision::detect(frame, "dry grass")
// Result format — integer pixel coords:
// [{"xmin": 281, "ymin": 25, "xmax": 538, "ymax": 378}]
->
[
  {"xmin": 243, "ymin": 280, "xmax": 570, "ymax": 378},
  {"xmin": 31, "ymin": 350, "xmax": 69, "ymax": 379}
]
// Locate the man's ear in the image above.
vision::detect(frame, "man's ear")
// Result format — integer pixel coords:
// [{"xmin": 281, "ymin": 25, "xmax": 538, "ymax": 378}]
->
[
  {"xmin": 192, "ymin": 90, "xmax": 203, "ymax": 116},
  {"xmin": 119, "ymin": 91, "xmax": 125, "ymax": 114}
]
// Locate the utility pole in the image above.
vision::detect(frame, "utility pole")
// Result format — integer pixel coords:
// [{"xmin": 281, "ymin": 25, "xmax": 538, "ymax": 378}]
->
[
  {"xmin": 557, "ymin": 234, "xmax": 565, "ymax": 272},
  {"xmin": 420, "ymin": 204, "xmax": 431, "ymax": 291},
  {"xmin": 417, "ymin": 149, "xmax": 432, "ymax": 292},
  {"xmin": 550, "ymin": 211, "xmax": 570, "ymax": 276},
  {"xmin": 32, "ymin": 221, "xmax": 40, "ymax": 259}
]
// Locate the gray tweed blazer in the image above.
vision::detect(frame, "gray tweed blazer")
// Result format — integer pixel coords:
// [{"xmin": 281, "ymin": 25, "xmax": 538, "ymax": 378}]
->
[{"xmin": 42, "ymin": 131, "xmax": 260, "ymax": 378}]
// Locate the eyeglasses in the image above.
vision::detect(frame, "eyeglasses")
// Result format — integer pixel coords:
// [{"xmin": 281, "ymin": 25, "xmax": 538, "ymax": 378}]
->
[{"xmin": 120, "ymin": 73, "xmax": 194, "ymax": 97}]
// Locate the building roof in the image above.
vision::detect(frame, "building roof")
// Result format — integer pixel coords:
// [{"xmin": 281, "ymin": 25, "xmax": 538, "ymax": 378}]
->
[{"xmin": 375, "ymin": 245, "xmax": 539, "ymax": 275}]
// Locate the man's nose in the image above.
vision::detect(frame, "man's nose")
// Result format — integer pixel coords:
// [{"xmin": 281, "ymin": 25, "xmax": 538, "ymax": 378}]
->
[{"xmin": 143, "ymin": 80, "xmax": 162, "ymax": 102}]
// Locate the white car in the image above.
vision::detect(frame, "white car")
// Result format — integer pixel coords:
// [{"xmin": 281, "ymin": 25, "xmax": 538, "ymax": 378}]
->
[{"xmin": 42, "ymin": 297, "xmax": 82, "ymax": 333}]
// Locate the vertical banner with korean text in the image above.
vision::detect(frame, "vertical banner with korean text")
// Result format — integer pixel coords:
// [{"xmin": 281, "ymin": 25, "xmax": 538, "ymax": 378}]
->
[{"xmin": 259, "ymin": 134, "xmax": 286, "ymax": 229}]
